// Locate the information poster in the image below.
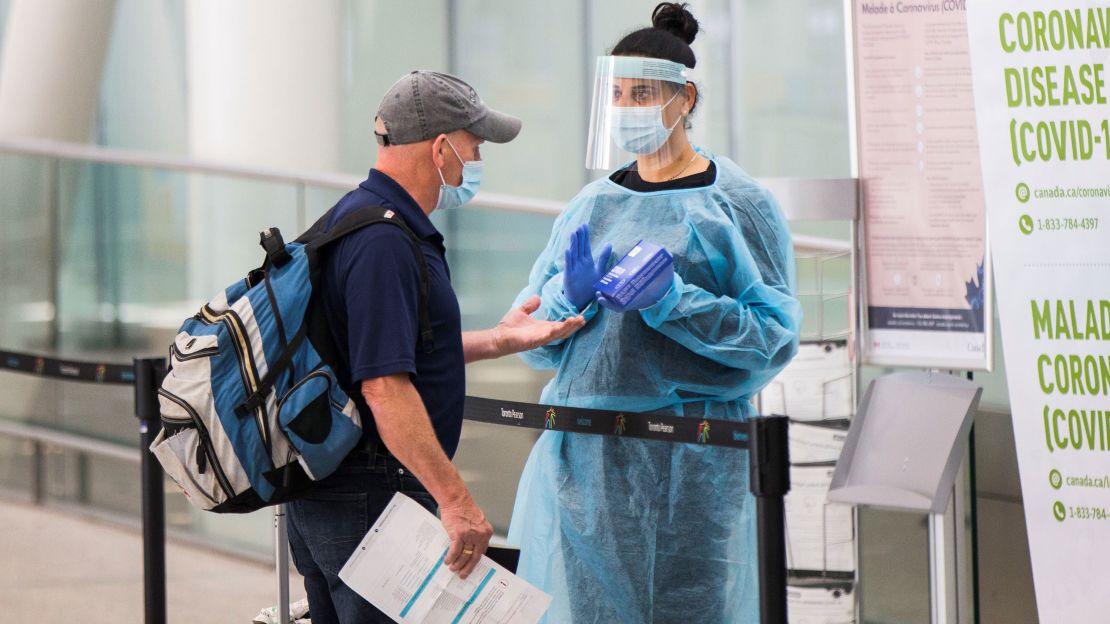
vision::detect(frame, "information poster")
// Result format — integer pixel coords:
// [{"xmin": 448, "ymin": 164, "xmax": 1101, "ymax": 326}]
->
[
  {"xmin": 966, "ymin": 2, "xmax": 1110, "ymax": 621},
  {"xmin": 787, "ymin": 585, "xmax": 856, "ymax": 624},
  {"xmin": 785, "ymin": 467, "xmax": 856, "ymax": 573},
  {"xmin": 853, "ymin": 0, "xmax": 992, "ymax": 369},
  {"xmin": 758, "ymin": 343, "xmax": 853, "ymax": 421}
]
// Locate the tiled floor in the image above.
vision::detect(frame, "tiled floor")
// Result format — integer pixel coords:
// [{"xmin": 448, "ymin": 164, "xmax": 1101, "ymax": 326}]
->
[{"xmin": 0, "ymin": 498, "xmax": 304, "ymax": 623}]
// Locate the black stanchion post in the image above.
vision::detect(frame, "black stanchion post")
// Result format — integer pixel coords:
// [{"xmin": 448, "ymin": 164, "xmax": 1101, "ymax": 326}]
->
[
  {"xmin": 749, "ymin": 415, "xmax": 790, "ymax": 624},
  {"xmin": 134, "ymin": 357, "xmax": 167, "ymax": 624}
]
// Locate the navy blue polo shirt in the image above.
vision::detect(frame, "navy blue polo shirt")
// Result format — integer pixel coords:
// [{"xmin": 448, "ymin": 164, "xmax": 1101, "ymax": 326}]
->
[{"xmin": 319, "ymin": 169, "xmax": 465, "ymax": 458}]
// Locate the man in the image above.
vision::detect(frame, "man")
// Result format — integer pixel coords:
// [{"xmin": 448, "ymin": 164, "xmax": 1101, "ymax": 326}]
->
[{"xmin": 285, "ymin": 71, "xmax": 585, "ymax": 623}]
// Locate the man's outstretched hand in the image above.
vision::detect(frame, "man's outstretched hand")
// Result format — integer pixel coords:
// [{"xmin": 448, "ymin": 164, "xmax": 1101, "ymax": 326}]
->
[{"xmin": 492, "ymin": 295, "xmax": 585, "ymax": 356}]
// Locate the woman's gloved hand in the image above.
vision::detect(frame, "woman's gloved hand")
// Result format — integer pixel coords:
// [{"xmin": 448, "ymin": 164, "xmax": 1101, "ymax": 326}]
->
[
  {"xmin": 596, "ymin": 258, "xmax": 675, "ymax": 312},
  {"xmin": 563, "ymin": 224, "xmax": 612, "ymax": 311}
]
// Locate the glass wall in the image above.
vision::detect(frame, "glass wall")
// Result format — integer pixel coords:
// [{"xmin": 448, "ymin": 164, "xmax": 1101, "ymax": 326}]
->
[
  {"xmin": 0, "ymin": 153, "xmax": 52, "ymax": 353},
  {"xmin": 89, "ymin": 0, "xmax": 853, "ymax": 186},
  {"xmin": 455, "ymin": 0, "xmax": 588, "ymax": 199},
  {"xmin": 97, "ymin": 0, "xmax": 188, "ymax": 154},
  {"xmin": 0, "ymin": 156, "xmax": 304, "ymax": 552},
  {"xmin": 0, "ymin": 0, "xmax": 865, "ymax": 557}
]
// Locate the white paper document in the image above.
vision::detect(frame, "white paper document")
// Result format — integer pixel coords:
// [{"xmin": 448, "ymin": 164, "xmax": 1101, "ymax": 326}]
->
[
  {"xmin": 787, "ymin": 585, "xmax": 855, "ymax": 624},
  {"xmin": 785, "ymin": 467, "xmax": 856, "ymax": 573},
  {"xmin": 339, "ymin": 493, "xmax": 552, "ymax": 624},
  {"xmin": 789, "ymin": 422, "xmax": 848, "ymax": 465},
  {"xmin": 759, "ymin": 343, "xmax": 853, "ymax": 421}
]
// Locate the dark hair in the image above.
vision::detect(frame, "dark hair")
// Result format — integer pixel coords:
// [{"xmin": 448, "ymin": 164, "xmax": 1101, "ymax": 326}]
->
[
  {"xmin": 610, "ymin": 3, "xmax": 700, "ymax": 124},
  {"xmin": 610, "ymin": 3, "xmax": 699, "ymax": 68}
]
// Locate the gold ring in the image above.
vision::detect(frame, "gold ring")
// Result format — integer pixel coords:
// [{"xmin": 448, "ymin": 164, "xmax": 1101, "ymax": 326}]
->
[{"xmin": 462, "ymin": 547, "xmax": 475, "ymax": 556}]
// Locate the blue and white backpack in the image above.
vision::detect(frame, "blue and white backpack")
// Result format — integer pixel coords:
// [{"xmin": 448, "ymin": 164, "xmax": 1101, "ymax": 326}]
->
[{"xmin": 150, "ymin": 206, "xmax": 433, "ymax": 513}]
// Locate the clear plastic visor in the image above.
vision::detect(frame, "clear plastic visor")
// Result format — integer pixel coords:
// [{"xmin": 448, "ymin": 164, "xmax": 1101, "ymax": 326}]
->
[{"xmin": 585, "ymin": 55, "xmax": 691, "ymax": 171}]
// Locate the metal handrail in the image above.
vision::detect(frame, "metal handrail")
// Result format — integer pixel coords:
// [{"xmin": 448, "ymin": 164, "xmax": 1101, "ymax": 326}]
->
[
  {"xmin": 0, "ymin": 137, "xmax": 563, "ymax": 215},
  {"xmin": 0, "ymin": 137, "xmax": 361, "ymax": 190},
  {"xmin": 0, "ymin": 417, "xmax": 138, "ymax": 464},
  {"xmin": 0, "ymin": 417, "xmax": 139, "ymax": 509},
  {"xmin": 0, "ymin": 137, "xmax": 857, "ymax": 249},
  {"xmin": 793, "ymin": 234, "xmax": 851, "ymax": 253}
]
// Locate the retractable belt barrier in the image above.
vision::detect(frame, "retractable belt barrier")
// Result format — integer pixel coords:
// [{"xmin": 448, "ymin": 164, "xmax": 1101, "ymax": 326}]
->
[
  {"xmin": 463, "ymin": 396, "xmax": 752, "ymax": 448},
  {"xmin": 464, "ymin": 395, "xmax": 791, "ymax": 624},
  {"xmin": 0, "ymin": 351, "xmax": 792, "ymax": 624},
  {"xmin": 0, "ymin": 352, "xmax": 166, "ymax": 623},
  {"xmin": 0, "ymin": 349, "xmax": 135, "ymax": 385}
]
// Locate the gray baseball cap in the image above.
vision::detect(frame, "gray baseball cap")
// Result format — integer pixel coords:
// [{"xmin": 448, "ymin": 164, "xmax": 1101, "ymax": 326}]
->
[{"xmin": 375, "ymin": 71, "xmax": 522, "ymax": 146}]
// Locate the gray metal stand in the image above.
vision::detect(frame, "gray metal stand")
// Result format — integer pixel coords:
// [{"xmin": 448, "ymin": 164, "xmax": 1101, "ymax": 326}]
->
[{"xmin": 275, "ymin": 504, "xmax": 290, "ymax": 624}]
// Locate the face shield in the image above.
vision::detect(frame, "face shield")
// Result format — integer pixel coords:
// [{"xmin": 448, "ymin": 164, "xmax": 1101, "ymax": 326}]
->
[{"xmin": 585, "ymin": 55, "xmax": 692, "ymax": 171}]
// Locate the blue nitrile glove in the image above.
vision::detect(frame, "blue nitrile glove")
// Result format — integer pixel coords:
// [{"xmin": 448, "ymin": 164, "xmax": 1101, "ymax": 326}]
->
[
  {"xmin": 563, "ymin": 224, "xmax": 613, "ymax": 311},
  {"xmin": 596, "ymin": 257, "xmax": 675, "ymax": 313}
]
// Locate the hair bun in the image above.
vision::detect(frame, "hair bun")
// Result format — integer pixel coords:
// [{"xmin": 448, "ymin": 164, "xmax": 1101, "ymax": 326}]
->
[{"xmin": 651, "ymin": 2, "xmax": 699, "ymax": 45}]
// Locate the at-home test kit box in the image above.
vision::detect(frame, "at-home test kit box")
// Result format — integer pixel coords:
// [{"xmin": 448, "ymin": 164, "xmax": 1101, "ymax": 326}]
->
[{"xmin": 594, "ymin": 240, "xmax": 672, "ymax": 306}]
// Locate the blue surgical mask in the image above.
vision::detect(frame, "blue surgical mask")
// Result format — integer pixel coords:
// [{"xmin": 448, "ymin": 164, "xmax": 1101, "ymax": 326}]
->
[
  {"xmin": 609, "ymin": 90, "xmax": 683, "ymax": 155},
  {"xmin": 435, "ymin": 138, "xmax": 484, "ymax": 211}
]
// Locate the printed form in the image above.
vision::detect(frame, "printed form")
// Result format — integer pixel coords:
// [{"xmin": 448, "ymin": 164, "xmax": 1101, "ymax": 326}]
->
[{"xmin": 339, "ymin": 493, "xmax": 552, "ymax": 624}]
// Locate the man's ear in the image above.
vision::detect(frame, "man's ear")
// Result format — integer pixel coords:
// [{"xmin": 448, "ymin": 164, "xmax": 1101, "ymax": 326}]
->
[{"xmin": 429, "ymin": 134, "xmax": 448, "ymax": 168}]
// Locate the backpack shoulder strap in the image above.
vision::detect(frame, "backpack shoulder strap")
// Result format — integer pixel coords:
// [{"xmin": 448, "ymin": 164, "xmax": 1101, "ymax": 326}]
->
[
  {"xmin": 302, "ymin": 205, "xmax": 397, "ymax": 248},
  {"xmin": 237, "ymin": 205, "xmax": 438, "ymax": 418},
  {"xmin": 304, "ymin": 205, "xmax": 435, "ymax": 354}
]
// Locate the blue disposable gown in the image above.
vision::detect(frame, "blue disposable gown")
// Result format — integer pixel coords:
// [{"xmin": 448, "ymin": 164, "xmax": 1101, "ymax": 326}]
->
[{"xmin": 507, "ymin": 151, "xmax": 802, "ymax": 624}]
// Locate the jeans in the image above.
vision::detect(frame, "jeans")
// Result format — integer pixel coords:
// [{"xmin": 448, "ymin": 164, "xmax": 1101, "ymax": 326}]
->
[{"xmin": 286, "ymin": 441, "xmax": 436, "ymax": 624}]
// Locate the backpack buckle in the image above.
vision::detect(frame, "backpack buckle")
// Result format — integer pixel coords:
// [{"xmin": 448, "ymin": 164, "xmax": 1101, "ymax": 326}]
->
[
  {"xmin": 235, "ymin": 391, "xmax": 266, "ymax": 417},
  {"xmin": 260, "ymin": 228, "xmax": 292, "ymax": 268}
]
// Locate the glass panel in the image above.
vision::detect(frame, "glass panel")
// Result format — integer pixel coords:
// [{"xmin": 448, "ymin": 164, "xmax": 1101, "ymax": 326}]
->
[
  {"xmin": 453, "ymin": 423, "xmax": 541, "ymax": 536},
  {"xmin": 37, "ymin": 448, "xmax": 140, "ymax": 517},
  {"xmin": 0, "ymin": 434, "xmax": 33, "ymax": 495},
  {"xmin": 303, "ymin": 184, "xmax": 352, "ymax": 230},
  {"xmin": 795, "ymin": 249, "xmax": 851, "ymax": 341},
  {"xmin": 734, "ymin": 0, "xmax": 851, "ymax": 177},
  {"xmin": 85, "ymin": 453, "xmax": 142, "ymax": 516},
  {"xmin": 0, "ymin": 162, "xmax": 302, "ymax": 556},
  {"xmin": 455, "ymin": 0, "xmax": 588, "ymax": 200},
  {"xmin": 438, "ymin": 205, "xmax": 559, "ymax": 531},
  {"xmin": 437, "ymin": 207, "xmax": 555, "ymax": 331},
  {"xmin": 0, "ymin": 154, "xmax": 60, "ymax": 426},
  {"xmin": 176, "ymin": 494, "xmax": 274, "ymax": 554},
  {"xmin": 859, "ymin": 507, "xmax": 931, "ymax": 623},
  {"xmin": 97, "ymin": 0, "xmax": 189, "ymax": 153},
  {"xmin": 53, "ymin": 162, "xmax": 299, "ymax": 342},
  {"xmin": 0, "ymin": 153, "xmax": 53, "ymax": 351},
  {"xmin": 178, "ymin": 173, "xmax": 300, "ymax": 300},
  {"xmin": 93, "ymin": 1, "xmax": 451, "ymax": 174},
  {"xmin": 338, "ymin": 2, "xmax": 450, "ymax": 175},
  {"xmin": 50, "ymin": 383, "xmax": 132, "ymax": 444},
  {"xmin": 42, "ymin": 447, "xmax": 79, "ymax": 500}
]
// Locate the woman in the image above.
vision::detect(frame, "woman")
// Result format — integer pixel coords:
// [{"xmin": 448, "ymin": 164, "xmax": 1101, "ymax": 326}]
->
[{"xmin": 508, "ymin": 3, "xmax": 801, "ymax": 623}]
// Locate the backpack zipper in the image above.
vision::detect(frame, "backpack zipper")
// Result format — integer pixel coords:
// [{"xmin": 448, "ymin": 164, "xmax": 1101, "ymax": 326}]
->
[
  {"xmin": 197, "ymin": 306, "xmax": 272, "ymax": 454},
  {"xmin": 158, "ymin": 388, "xmax": 235, "ymax": 501},
  {"xmin": 170, "ymin": 342, "xmax": 219, "ymax": 362},
  {"xmin": 276, "ymin": 365, "xmax": 351, "ymax": 416}
]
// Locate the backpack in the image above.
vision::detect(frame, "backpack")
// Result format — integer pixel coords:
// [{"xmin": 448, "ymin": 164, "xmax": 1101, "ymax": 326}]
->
[{"xmin": 150, "ymin": 205, "xmax": 433, "ymax": 513}]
